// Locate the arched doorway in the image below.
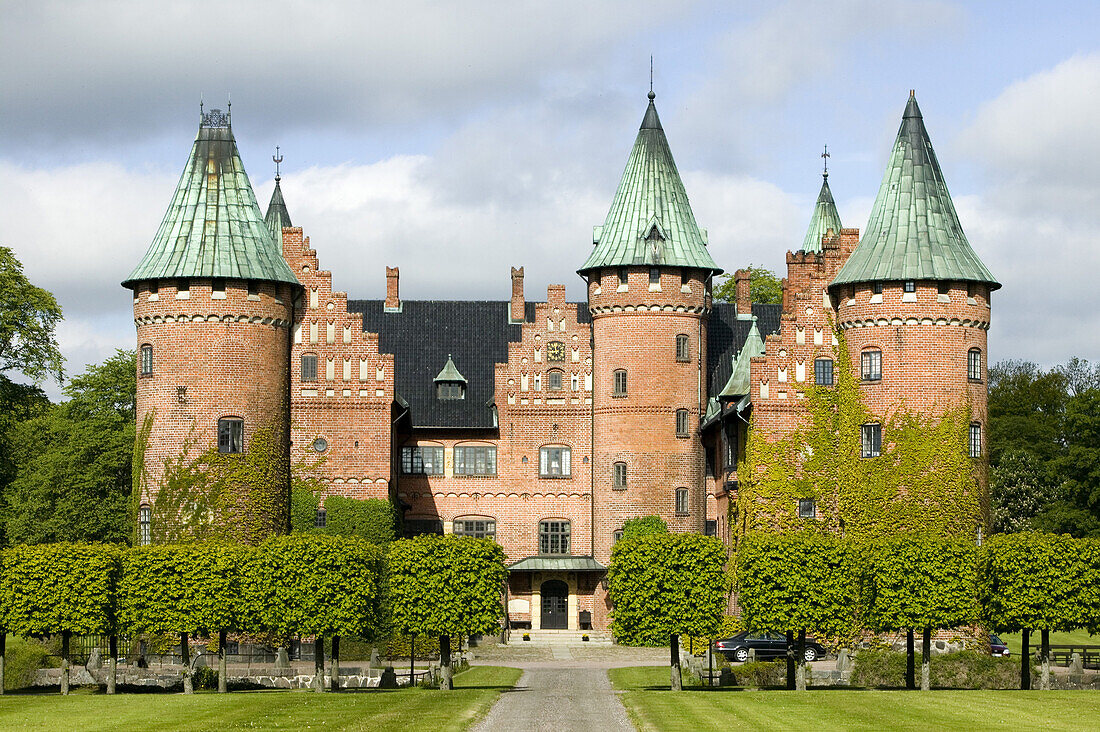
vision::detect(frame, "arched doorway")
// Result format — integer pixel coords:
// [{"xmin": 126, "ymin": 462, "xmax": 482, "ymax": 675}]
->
[{"xmin": 540, "ymin": 580, "xmax": 569, "ymax": 629}]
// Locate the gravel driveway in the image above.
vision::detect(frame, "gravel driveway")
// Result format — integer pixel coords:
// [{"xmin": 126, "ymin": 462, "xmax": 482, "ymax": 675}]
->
[{"xmin": 471, "ymin": 667, "xmax": 632, "ymax": 732}]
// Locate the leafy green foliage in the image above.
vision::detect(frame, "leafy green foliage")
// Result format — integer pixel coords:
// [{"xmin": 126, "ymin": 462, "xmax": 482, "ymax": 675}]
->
[
  {"xmin": 991, "ymin": 450, "xmax": 1059, "ymax": 534},
  {"xmin": 861, "ymin": 534, "xmax": 978, "ymax": 631},
  {"xmin": 0, "ymin": 246, "xmax": 64, "ymax": 384},
  {"xmin": 387, "ymin": 535, "xmax": 506, "ymax": 638},
  {"xmin": 736, "ymin": 532, "xmax": 859, "ymax": 638},
  {"xmin": 988, "ymin": 360, "xmax": 1068, "ymax": 466},
  {"xmin": 0, "ymin": 543, "xmax": 120, "ymax": 634},
  {"xmin": 290, "ymin": 484, "xmax": 321, "ymax": 533},
  {"xmin": 608, "ymin": 533, "xmax": 728, "ymax": 645},
  {"xmin": 3, "ymin": 351, "xmax": 135, "ymax": 544},
  {"xmin": 322, "ymin": 497, "xmax": 395, "ymax": 543},
  {"xmin": 4, "ymin": 636, "xmax": 58, "ymax": 690},
  {"xmin": 620, "ymin": 515, "xmax": 668, "ymax": 541},
  {"xmin": 713, "ymin": 265, "xmax": 783, "ymax": 305},
  {"xmin": 248, "ymin": 534, "xmax": 385, "ymax": 637},
  {"xmin": 851, "ymin": 650, "xmax": 1027, "ymax": 689},
  {"xmin": 118, "ymin": 543, "xmax": 253, "ymax": 633}
]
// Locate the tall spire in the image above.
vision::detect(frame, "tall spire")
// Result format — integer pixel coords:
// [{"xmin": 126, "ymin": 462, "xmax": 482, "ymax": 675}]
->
[
  {"xmin": 123, "ymin": 108, "xmax": 298, "ymax": 287},
  {"xmin": 832, "ymin": 92, "xmax": 999, "ymax": 289},
  {"xmin": 800, "ymin": 148, "xmax": 843, "ymax": 253},
  {"xmin": 579, "ymin": 92, "xmax": 720, "ymax": 275},
  {"xmin": 264, "ymin": 147, "xmax": 293, "ymax": 244}
]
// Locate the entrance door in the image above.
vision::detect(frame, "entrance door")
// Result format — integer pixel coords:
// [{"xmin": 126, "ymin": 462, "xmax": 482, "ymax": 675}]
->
[{"xmin": 540, "ymin": 580, "xmax": 569, "ymax": 629}]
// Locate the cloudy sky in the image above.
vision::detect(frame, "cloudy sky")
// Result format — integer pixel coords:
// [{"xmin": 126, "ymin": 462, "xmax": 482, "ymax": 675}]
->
[{"xmin": 2, "ymin": 0, "xmax": 1099, "ymax": 399}]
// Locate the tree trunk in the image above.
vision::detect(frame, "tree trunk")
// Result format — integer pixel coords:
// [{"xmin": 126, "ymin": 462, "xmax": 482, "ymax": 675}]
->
[
  {"xmin": 0, "ymin": 633, "xmax": 6, "ymax": 695},
  {"xmin": 107, "ymin": 635, "xmax": 117, "ymax": 695},
  {"xmin": 410, "ymin": 635, "xmax": 416, "ymax": 687},
  {"xmin": 331, "ymin": 635, "xmax": 341, "ymax": 692},
  {"xmin": 181, "ymin": 632, "xmax": 193, "ymax": 694},
  {"xmin": 1021, "ymin": 629, "xmax": 1031, "ymax": 690},
  {"xmin": 795, "ymin": 629, "xmax": 807, "ymax": 692},
  {"xmin": 61, "ymin": 631, "xmax": 71, "ymax": 695},
  {"xmin": 1041, "ymin": 630, "xmax": 1051, "ymax": 691},
  {"xmin": 920, "ymin": 627, "xmax": 931, "ymax": 692},
  {"xmin": 670, "ymin": 633, "xmax": 682, "ymax": 691},
  {"xmin": 905, "ymin": 630, "xmax": 915, "ymax": 690},
  {"xmin": 785, "ymin": 630, "xmax": 796, "ymax": 690},
  {"xmin": 218, "ymin": 631, "xmax": 227, "ymax": 693},
  {"xmin": 313, "ymin": 636, "xmax": 325, "ymax": 692},
  {"xmin": 439, "ymin": 634, "xmax": 453, "ymax": 691}
]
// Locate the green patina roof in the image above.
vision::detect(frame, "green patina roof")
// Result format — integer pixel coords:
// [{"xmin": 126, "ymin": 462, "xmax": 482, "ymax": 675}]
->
[
  {"xmin": 507, "ymin": 556, "xmax": 606, "ymax": 572},
  {"xmin": 832, "ymin": 92, "xmax": 999, "ymax": 289},
  {"xmin": 123, "ymin": 109, "xmax": 299, "ymax": 287},
  {"xmin": 264, "ymin": 176, "xmax": 293, "ymax": 247},
  {"xmin": 579, "ymin": 93, "xmax": 721, "ymax": 275},
  {"xmin": 720, "ymin": 319, "xmax": 765, "ymax": 398},
  {"xmin": 434, "ymin": 354, "xmax": 467, "ymax": 383},
  {"xmin": 800, "ymin": 174, "xmax": 843, "ymax": 253}
]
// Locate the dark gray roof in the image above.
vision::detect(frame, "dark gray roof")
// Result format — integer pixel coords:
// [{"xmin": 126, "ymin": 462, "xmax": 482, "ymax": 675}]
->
[
  {"xmin": 350, "ymin": 300, "xmax": 591, "ymax": 429},
  {"xmin": 706, "ymin": 304, "xmax": 782, "ymax": 400},
  {"xmin": 264, "ymin": 177, "xmax": 292, "ymax": 244}
]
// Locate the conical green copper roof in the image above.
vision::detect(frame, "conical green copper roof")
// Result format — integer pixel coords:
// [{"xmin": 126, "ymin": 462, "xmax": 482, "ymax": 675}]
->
[
  {"xmin": 434, "ymin": 354, "xmax": 466, "ymax": 383},
  {"xmin": 123, "ymin": 109, "xmax": 299, "ymax": 288},
  {"xmin": 579, "ymin": 93, "xmax": 720, "ymax": 275},
  {"xmin": 800, "ymin": 174, "xmax": 842, "ymax": 253},
  {"xmin": 720, "ymin": 320, "xmax": 765, "ymax": 398},
  {"xmin": 832, "ymin": 93, "xmax": 998, "ymax": 289},
  {"xmin": 264, "ymin": 175, "xmax": 293, "ymax": 247}
]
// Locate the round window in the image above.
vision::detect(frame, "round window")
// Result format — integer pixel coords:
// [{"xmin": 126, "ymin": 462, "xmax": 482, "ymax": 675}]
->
[{"xmin": 312, "ymin": 437, "xmax": 328, "ymax": 453}]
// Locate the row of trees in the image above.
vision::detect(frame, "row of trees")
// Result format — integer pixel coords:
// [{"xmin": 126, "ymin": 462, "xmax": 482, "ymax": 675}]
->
[
  {"xmin": 736, "ymin": 531, "xmax": 1100, "ymax": 691},
  {"xmin": 0, "ymin": 534, "xmax": 505, "ymax": 695}
]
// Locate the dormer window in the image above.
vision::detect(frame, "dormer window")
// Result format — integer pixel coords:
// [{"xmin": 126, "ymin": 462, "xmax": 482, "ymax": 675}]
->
[{"xmin": 434, "ymin": 354, "xmax": 467, "ymax": 401}]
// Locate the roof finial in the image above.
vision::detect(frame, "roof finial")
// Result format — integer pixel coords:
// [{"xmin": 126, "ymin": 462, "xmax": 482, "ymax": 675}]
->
[
  {"xmin": 273, "ymin": 146, "xmax": 283, "ymax": 181},
  {"xmin": 909, "ymin": 88, "xmax": 915, "ymax": 99},
  {"xmin": 821, "ymin": 144, "xmax": 830, "ymax": 178},
  {"xmin": 648, "ymin": 55, "xmax": 655, "ymax": 100}
]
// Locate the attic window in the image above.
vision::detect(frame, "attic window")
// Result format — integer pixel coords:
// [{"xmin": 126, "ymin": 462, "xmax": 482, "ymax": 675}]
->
[{"xmin": 437, "ymin": 382, "xmax": 465, "ymax": 400}]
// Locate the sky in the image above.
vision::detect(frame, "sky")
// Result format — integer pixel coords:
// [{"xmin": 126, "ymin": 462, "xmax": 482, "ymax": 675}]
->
[{"xmin": 2, "ymin": 0, "xmax": 1099, "ymax": 400}]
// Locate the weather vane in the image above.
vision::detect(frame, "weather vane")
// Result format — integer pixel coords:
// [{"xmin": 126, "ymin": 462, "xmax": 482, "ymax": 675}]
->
[
  {"xmin": 822, "ymin": 144, "xmax": 830, "ymax": 177},
  {"xmin": 649, "ymin": 55, "xmax": 654, "ymax": 99},
  {"xmin": 273, "ymin": 146, "xmax": 283, "ymax": 180}
]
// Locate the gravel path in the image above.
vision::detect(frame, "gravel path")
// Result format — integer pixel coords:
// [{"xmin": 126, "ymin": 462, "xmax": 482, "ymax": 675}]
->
[{"xmin": 472, "ymin": 667, "xmax": 633, "ymax": 732}]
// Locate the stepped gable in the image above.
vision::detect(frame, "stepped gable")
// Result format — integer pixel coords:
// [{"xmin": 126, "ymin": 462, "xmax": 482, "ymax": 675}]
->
[
  {"xmin": 800, "ymin": 172, "xmax": 843, "ymax": 253},
  {"xmin": 579, "ymin": 92, "xmax": 720, "ymax": 274},
  {"xmin": 832, "ymin": 92, "xmax": 998, "ymax": 289},
  {"xmin": 706, "ymin": 303, "xmax": 781, "ymax": 399},
  {"xmin": 124, "ymin": 107, "xmax": 298, "ymax": 287},
  {"xmin": 349, "ymin": 299, "xmax": 591, "ymax": 429}
]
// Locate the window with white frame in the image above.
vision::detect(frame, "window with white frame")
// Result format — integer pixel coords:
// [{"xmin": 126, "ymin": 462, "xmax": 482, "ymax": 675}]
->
[
  {"xmin": 548, "ymin": 370, "xmax": 563, "ymax": 391},
  {"xmin": 798, "ymin": 498, "xmax": 816, "ymax": 519},
  {"xmin": 217, "ymin": 418, "xmax": 243, "ymax": 454},
  {"xmin": 613, "ymin": 369, "xmax": 627, "ymax": 396},
  {"xmin": 454, "ymin": 445, "xmax": 497, "ymax": 475},
  {"xmin": 675, "ymin": 409, "xmax": 689, "ymax": 437},
  {"xmin": 814, "ymin": 358, "xmax": 834, "ymax": 386},
  {"xmin": 861, "ymin": 423, "xmax": 882, "ymax": 458},
  {"xmin": 539, "ymin": 446, "xmax": 571, "ymax": 477},
  {"xmin": 401, "ymin": 445, "xmax": 444, "ymax": 475},
  {"xmin": 676, "ymin": 334, "xmax": 690, "ymax": 362},
  {"xmin": 970, "ymin": 423, "xmax": 982, "ymax": 458},
  {"xmin": 139, "ymin": 505, "xmax": 151, "ymax": 545},
  {"xmin": 968, "ymin": 349, "xmax": 982, "ymax": 382},
  {"xmin": 539, "ymin": 520, "xmax": 571, "ymax": 555},
  {"xmin": 675, "ymin": 487, "xmax": 689, "ymax": 515},
  {"xmin": 454, "ymin": 518, "xmax": 496, "ymax": 539},
  {"xmin": 861, "ymin": 350, "xmax": 882, "ymax": 381},
  {"xmin": 301, "ymin": 353, "xmax": 318, "ymax": 382},
  {"xmin": 140, "ymin": 344, "xmax": 153, "ymax": 376},
  {"xmin": 613, "ymin": 461, "xmax": 627, "ymax": 489}
]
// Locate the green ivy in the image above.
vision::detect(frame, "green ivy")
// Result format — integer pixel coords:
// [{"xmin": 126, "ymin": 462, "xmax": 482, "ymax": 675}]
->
[
  {"xmin": 620, "ymin": 515, "xmax": 668, "ymax": 541},
  {"xmin": 0, "ymin": 543, "xmax": 120, "ymax": 635}
]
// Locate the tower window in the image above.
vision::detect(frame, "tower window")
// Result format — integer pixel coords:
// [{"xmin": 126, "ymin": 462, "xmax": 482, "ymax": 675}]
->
[
  {"xmin": 618, "ymin": 268, "xmax": 628, "ymax": 286},
  {"xmin": 401, "ymin": 446, "xmax": 444, "ymax": 475},
  {"xmin": 301, "ymin": 354, "xmax": 318, "ymax": 382},
  {"xmin": 938, "ymin": 281, "xmax": 951, "ymax": 295},
  {"xmin": 675, "ymin": 487, "xmax": 689, "ymax": 515},
  {"xmin": 548, "ymin": 370, "xmax": 563, "ymax": 391},
  {"xmin": 968, "ymin": 349, "xmax": 982, "ymax": 382},
  {"xmin": 211, "ymin": 278, "xmax": 226, "ymax": 298},
  {"xmin": 675, "ymin": 334, "xmax": 690, "ymax": 362},
  {"xmin": 138, "ymin": 506, "xmax": 151, "ymax": 546},
  {"xmin": 315, "ymin": 507, "xmax": 327, "ymax": 529},
  {"xmin": 176, "ymin": 279, "xmax": 190, "ymax": 299},
  {"xmin": 681, "ymin": 269, "xmax": 690, "ymax": 286},
  {"xmin": 403, "ymin": 518, "xmax": 444, "ymax": 537},
  {"xmin": 613, "ymin": 369, "xmax": 627, "ymax": 396},
  {"xmin": 861, "ymin": 350, "xmax": 882, "ymax": 381},
  {"xmin": 454, "ymin": 518, "xmax": 496, "ymax": 540},
  {"xmin": 613, "ymin": 462, "xmax": 627, "ymax": 489},
  {"xmin": 540, "ymin": 446, "xmax": 571, "ymax": 477},
  {"xmin": 798, "ymin": 498, "xmax": 816, "ymax": 519},
  {"xmin": 675, "ymin": 409, "xmax": 689, "ymax": 437},
  {"xmin": 539, "ymin": 520, "xmax": 571, "ymax": 555},
  {"xmin": 861, "ymin": 423, "xmax": 882, "ymax": 458},
  {"xmin": 247, "ymin": 280, "xmax": 259, "ymax": 299},
  {"xmin": 437, "ymin": 382, "xmax": 465, "ymax": 400},
  {"xmin": 140, "ymin": 344, "xmax": 153, "ymax": 376},
  {"xmin": 649, "ymin": 268, "xmax": 660, "ymax": 285},
  {"xmin": 904, "ymin": 281, "xmax": 916, "ymax": 293},
  {"xmin": 970, "ymin": 423, "xmax": 982, "ymax": 458},
  {"xmin": 872, "ymin": 282, "xmax": 883, "ymax": 295},
  {"xmin": 814, "ymin": 358, "xmax": 834, "ymax": 386},
  {"xmin": 218, "ymin": 418, "xmax": 244, "ymax": 454}
]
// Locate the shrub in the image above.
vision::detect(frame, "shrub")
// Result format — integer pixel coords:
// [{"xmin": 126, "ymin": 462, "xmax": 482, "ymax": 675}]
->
[
  {"xmin": 323, "ymin": 496, "xmax": 395, "ymax": 543},
  {"xmin": 191, "ymin": 665, "xmax": 219, "ymax": 690},
  {"xmin": 732, "ymin": 660, "xmax": 786, "ymax": 688},
  {"xmin": 289, "ymin": 485, "xmax": 320, "ymax": 533},
  {"xmin": 4, "ymin": 636, "xmax": 58, "ymax": 690},
  {"xmin": 851, "ymin": 650, "xmax": 1032, "ymax": 689},
  {"xmin": 620, "ymin": 516, "xmax": 668, "ymax": 541}
]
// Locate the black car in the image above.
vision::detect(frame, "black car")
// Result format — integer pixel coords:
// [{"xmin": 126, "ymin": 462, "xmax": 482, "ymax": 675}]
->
[{"xmin": 715, "ymin": 631, "xmax": 827, "ymax": 662}]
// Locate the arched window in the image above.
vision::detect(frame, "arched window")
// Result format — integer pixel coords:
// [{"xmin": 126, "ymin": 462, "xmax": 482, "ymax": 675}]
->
[
  {"xmin": 217, "ymin": 417, "xmax": 244, "ymax": 454},
  {"xmin": 301, "ymin": 353, "xmax": 318, "ymax": 382},
  {"xmin": 613, "ymin": 369, "xmax": 627, "ymax": 396},
  {"xmin": 675, "ymin": 409, "xmax": 689, "ymax": 437},
  {"xmin": 675, "ymin": 334, "xmax": 690, "ymax": 362},
  {"xmin": 454, "ymin": 444, "xmax": 497, "ymax": 475},
  {"xmin": 539, "ymin": 520, "xmax": 571, "ymax": 555},
  {"xmin": 970, "ymin": 423, "xmax": 982, "ymax": 458},
  {"xmin": 454, "ymin": 516, "xmax": 496, "ymax": 540},
  {"xmin": 138, "ymin": 505, "xmax": 151, "ymax": 546},
  {"xmin": 968, "ymin": 349, "xmax": 982, "ymax": 382},
  {"xmin": 547, "ymin": 369, "xmax": 563, "ymax": 391},
  {"xmin": 675, "ymin": 487, "xmax": 689, "ymax": 515},
  {"xmin": 140, "ymin": 344, "xmax": 153, "ymax": 376},
  {"xmin": 860, "ymin": 349, "xmax": 882, "ymax": 381},
  {"xmin": 613, "ymin": 462, "xmax": 627, "ymax": 489},
  {"xmin": 814, "ymin": 358, "xmax": 834, "ymax": 386}
]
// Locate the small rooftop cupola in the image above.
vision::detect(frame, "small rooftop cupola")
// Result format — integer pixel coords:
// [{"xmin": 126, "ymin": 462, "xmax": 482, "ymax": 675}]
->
[
  {"xmin": 831, "ymin": 91, "xmax": 999, "ymax": 290},
  {"xmin": 264, "ymin": 146, "xmax": 293, "ymax": 245},
  {"xmin": 434, "ymin": 354, "xmax": 467, "ymax": 400},
  {"xmin": 122, "ymin": 106, "xmax": 299, "ymax": 288},
  {"xmin": 800, "ymin": 147, "xmax": 843, "ymax": 253},
  {"xmin": 579, "ymin": 91, "xmax": 721, "ymax": 276}
]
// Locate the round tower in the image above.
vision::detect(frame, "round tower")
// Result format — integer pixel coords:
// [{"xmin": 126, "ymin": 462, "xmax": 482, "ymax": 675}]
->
[
  {"xmin": 830, "ymin": 92, "xmax": 999, "ymax": 522},
  {"xmin": 123, "ymin": 107, "xmax": 301, "ymax": 544},
  {"xmin": 580, "ymin": 92, "xmax": 723, "ymax": 564}
]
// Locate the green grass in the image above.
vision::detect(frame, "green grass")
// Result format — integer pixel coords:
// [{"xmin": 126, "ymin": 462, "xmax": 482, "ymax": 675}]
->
[
  {"xmin": 997, "ymin": 629, "xmax": 1100, "ymax": 656},
  {"xmin": 610, "ymin": 666, "xmax": 1100, "ymax": 731},
  {"xmin": 0, "ymin": 665, "xmax": 521, "ymax": 731}
]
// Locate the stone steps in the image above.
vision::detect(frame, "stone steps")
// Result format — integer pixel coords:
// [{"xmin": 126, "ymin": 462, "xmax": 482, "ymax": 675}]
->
[{"xmin": 512, "ymin": 630, "xmax": 614, "ymax": 645}]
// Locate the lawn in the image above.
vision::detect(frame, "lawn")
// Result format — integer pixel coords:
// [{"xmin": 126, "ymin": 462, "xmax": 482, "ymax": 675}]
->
[
  {"xmin": 997, "ymin": 629, "xmax": 1099, "ymax": 656},
  {"xmin": 609, "ymin": 666, "xmax": 1100, "ymax": 731},
  {"xmin": 0, "ymin": 665, "xmax": 520, "ymax": 731}
]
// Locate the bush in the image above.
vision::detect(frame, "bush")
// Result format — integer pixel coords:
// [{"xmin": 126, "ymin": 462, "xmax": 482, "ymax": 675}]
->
[
  {"xmin": 732, "ymin": 660, "xmax": 785, "ymax": 688},
  {"xmin": 323, "ymin": 496, "xmax": 395, "ymax": 543},
  {"xmin": 191, "ymin": 665, "xmax": 218, "ymax": 690},
  {"xmin": 290, "ymin": 486, "xmax": 320, "ymax": 533},
  {"xmin": 851, "ymin": 650, "xmax": 1032, "ymax": 689},
  {"xmin": 620, "ymin": 516, "xmax": 668, "ymax": 541},
  {"xmin": 5, "ymin": 636, "xmax": 58, "ymax": 690}
]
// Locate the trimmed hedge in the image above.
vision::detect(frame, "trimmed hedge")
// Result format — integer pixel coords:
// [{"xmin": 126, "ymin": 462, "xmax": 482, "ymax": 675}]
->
[
  {"xmin": 289, "ymin": 488, "xmax": 396, "ymax": 544},
  {"xmin": 852, "ymin": 650, "xmax": 1030, "ymax": 690}
]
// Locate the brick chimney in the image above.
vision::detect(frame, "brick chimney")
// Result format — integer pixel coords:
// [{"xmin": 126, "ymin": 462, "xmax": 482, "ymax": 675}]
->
[
  {"xmin": 385, "ymin": 266, "xmax": 400, "ymax": 311},
  {"xmin": 735, "ymin": 269, "xmax": 751, "ymax": 318},
  {"xmin": 510, "ymin": 267, "xmax": 525, "ymax": 323}
]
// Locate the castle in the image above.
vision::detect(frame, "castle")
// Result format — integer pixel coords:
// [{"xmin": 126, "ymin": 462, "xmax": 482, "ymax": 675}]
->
[{"xmin": 124, "ymin": 91, "xmax": 997, "ymax": 631}]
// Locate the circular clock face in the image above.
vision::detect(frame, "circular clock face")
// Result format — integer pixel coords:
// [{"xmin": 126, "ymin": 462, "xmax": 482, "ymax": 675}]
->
[
  {"xmin": 312, "ymin": 437, "xmax": 328, "ymax": 453},
  {"xmin": 547, "ymin": 341, "xmax": 565, "ymax": 362}
]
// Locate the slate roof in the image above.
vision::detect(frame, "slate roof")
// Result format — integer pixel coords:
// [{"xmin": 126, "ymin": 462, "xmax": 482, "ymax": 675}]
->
[
  {"xmin": 124, "ymin": 109, "xmax": 299, "ymax": 287},
  {"xmin": 832, "ymin": 92, "xmax": 999, "ymax": 289},
  {"xmin": 800, "ymin": 174, "xmax": 843, "ymax": 253},
  {"xmin": 706, "ymin": 303, "xmax": 782, "ymax": 400},
  {"xmin": 579, "ymin": 93, "xmax": 721, "ymax": 275},
  {"xmin": 349, "ymin": 300, "xmax": 592, "ymax": 429}
]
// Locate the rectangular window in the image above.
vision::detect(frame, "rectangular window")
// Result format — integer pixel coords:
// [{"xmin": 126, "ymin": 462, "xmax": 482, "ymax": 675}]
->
[
  {"xmin": 211, "ymin": 278, "xmax": 226, "ymax": 297},
  {"xmin": 676, "ymin": 334, "xmax": 690, "ymax": 362},
  {"xmin": 176, "ymin": 279, "xmax": 190, "ymax": 299},
  {"xmin": 218, "ymin": 418, "xmax": 243, "ymax": 454},
  {"xmin": 675, "ymin": 409, "xmax": 689, "ymax": 437},
  {"xmin": 301, "ymin": 354, "xmax": 318, "ymax": 382},
  {"xmin": 437, "ymin": 382, "xmax": 464, "ymax": 400},
  {"xmin": 149, "ymin": 280, "xmax": 159, "ymax": 295},
  {"xmin": 861, "ymin": 350, "xmax": 882, "ymax": 381},
  {"xmin": 704, "ymin": 520, "xmax": 717, "ymax": 537},
  {"xmin": 675, "ymin": 487, "xmax": 689, "ymax": 515},
  {"xmin": 539, "ymin": 447, "xmax": 571, "ymax": 477},
  {"xmin": 454, "ymin": 519, "xmax": 496, "ymax": 540},
  {"xmin": 247, "ymin": 280, "xmax": 259, "ymax": 298},
  {"xmin": 705, "ymin": 444, "xmax": 715, "ymax": 477},
  {"xmin": 539, "ymin": 520, "xmax": 571, "ymax": 555},
  {"xmin": 649, "ymin": 268, "xmax": 660, "ymax": 285},
  {"xmin": 401, "ymin": 446, "xmax": 444, "ymax": 475},
  {"xmin": 403, "ymin": 519, "xmax": 444, "ymax": 538},
  {"xmin": 454, "ymin": 446, "xmax": 497, "ymax": 476},
  {"xmin": 861, "ymin": 423, "xmax": 882, "ymax": 458},
  {"xmin": 723, "ymin": 421, "xmax": 738, "ymax": 469},
  {"xmin": 613, "ymin": 530, "xmax": 624, "ymax": 544},
  {"xmin": 315, "ymin": 508, "xmax": 327, "ymax": 529},
  {"xmin": 798, "ymin": 498, "xmax": 816, "ymax": 519},
  {"xmin": 872, "ymin": 282, "xmax": 883, "ymax": 295},
  {"xmin": 904, "ymin": 281, "xmax": 916, "ymax": 293},
  {"xmin": 968, "ymin": 350, "xmax": 982, "ymax": 381},
  {"xmin": 613, "ymin": 462, "xmax": 627, "ymax": 489},
  {"xmin": 938, "ymin": 281, "xmax": 951, "ymax": 295},
  {"xmin": 548, "ymin": 371, "xmax": 563, "ymax": 391},
  {"xmin": 970, "ymin": 423, "xmax": 982, "ymax": 458},
  {"xmin": 613, "ymin": 370, "xmax": 627, "ymax": 396},
  {"xmin": 140, "ymin": 345, "xmax": 153, "ymax": 376},
  {"xmin": 139, "ymin": 506, "xmax": 151, "ymax": 546},
  {"xmin": 814, "ymin": 358, "xmax": 834, "ymax": 386},
  {"xmin": 618, "ymin": 268, "xmax": 628, "ymax": 286}
]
